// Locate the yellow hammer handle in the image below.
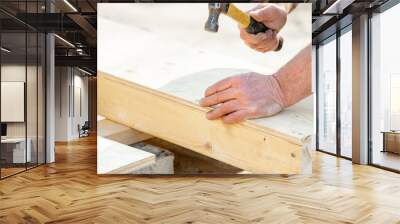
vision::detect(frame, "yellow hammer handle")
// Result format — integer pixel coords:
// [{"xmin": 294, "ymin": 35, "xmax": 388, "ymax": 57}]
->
[{"xmin": 226, "ymin": 4, "xmax": 251, "ymax": 28}]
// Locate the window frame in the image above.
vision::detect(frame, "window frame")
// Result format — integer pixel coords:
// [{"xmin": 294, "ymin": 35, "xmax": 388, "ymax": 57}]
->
[{"xmin": 315, "ymin": 24, "xmax": 352, "ymax": 160}]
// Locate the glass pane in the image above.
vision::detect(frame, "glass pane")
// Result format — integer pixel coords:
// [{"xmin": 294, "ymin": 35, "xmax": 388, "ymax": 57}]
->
[
  {"xmin": 27, "ymin": 31, "xmax": 38, "ymax": 169},
  {"xmin": 1, "ymin": 31, "xmax": 27, "ymax": 177},
  {"xmin": 340, "ymin": 29, "xmax": 352, "ymax": 158},
  {"xmin": 371, "ymin": 4, "xmax": 400, "ymax": 171},
  {"xmin": 318, "ymin": 37, "xmax": 337, "ymax": 154}
]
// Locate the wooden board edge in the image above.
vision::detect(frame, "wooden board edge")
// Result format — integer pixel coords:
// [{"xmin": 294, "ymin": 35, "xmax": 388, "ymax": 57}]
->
[
  {"xmin": 98, "ymin": 71, "xmax": 303, "ymax": 146},
  {"xmin": 98, "ymin": 117, "xmax": 153, "ymax": 145},
  {"xmin": 97, "ymin": 136, "xmax": 156, "ymax": 174}
]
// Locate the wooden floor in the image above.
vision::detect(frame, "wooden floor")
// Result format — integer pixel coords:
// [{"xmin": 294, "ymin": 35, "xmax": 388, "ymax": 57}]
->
[
  {"xmin": 1, "ymin": 136, "xmax": 400, "ymax": 223},
  {"xmin": 373, "ymin": 150, "xmax": 400, "ymax": 171},
  {"xmin": 1, "ymin": 167, "xmax": 26, "ymax": 178}
]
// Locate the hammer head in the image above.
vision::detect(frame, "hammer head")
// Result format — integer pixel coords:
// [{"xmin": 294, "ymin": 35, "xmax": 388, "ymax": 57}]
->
[{"xmin": 204, "ymin": 3, "xmax": 229, "ymax": 33}]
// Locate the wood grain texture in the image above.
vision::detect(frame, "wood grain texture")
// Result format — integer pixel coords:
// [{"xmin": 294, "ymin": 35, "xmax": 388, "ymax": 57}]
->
[
  {"xmin": 1, "ymin": 136, "xmax": 400, "ymax": 223},
  {"xmin": 97, "ymin": 115, "xmax": 152, "ymax": 145},
  {"xmin": 98, "ymin": 72, "xmax": 303, "ymax": 174},
  {"xmin": 98, "ymin": 117, "xmax": 242, "ymax": 174}
]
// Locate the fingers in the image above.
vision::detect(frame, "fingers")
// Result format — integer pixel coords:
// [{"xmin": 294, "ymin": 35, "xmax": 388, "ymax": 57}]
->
[
  {"xmin": 206, "ymin": 100, "xmax": 240, "ymax": 120},
  {"xmin": 263, "ymin": 102, "xmax": 283, "ymax": 117},
  {"xmin": 239, "ymin": 4, "xmax": 286, "ymax": 53},
  {"xmin": 199, "ymin": 88, "xmax": 237, "ymax": 107},
  {"xmin": 240, "ymin": 29, "xmax": 278, "ymax": 53},
  {"xmin": 239, "ymin": 28, "xmax": 266, "ymax": 45},
  {"xmin": 249, "ymin": 5, "xmax": 276, "ymax": 22},
  {"xmin": 248, "ymin": 7, "xmax": 269, "ymax": 23},
  {"xmin": 248, "ymin": 4, "xmax": 286, "ymax": 31},
  {"xmin": 200, "ymin": 72, "xmax": 287, "ymax": 124},
  {"xmin": 204, "ymin": 76, "xmax": 235, "ymax": 97},
  {"xmin": 222, "ymin": 110, "xmax": 249, "ymax": 124}
]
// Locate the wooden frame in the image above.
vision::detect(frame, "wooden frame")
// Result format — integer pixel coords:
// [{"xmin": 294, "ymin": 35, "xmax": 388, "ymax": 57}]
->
[{"xmin": 98, "ymin": 71, "xmax": 308, "ymax": 174}]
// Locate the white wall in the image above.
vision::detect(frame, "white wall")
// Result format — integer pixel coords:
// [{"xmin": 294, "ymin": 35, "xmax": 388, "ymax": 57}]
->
[
  {"xmin": 73, "ymin": 73, "xmax": 89, "ymax": 137},
  {"xmin": 55, "ymin": 66, "xmax": 70, "ymax": 141},
  {"xmin": 54, "ymin": 67, "xmax": 89, "ymax": 141},
  {"xmin": 1, "ymin": 82, "xmax": 25, "ymax": 123}
]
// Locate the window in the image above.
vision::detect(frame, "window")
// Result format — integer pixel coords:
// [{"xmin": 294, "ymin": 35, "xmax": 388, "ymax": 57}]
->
[
  {"xmin": 317, "ymin": 36, "xmax": 337, "ymax": 154},
  {"xmin": 370, "ymin": 3, "xmax": 400, "ymax": 171},
  {"xmin": 390, "ymin": 74, "xmax": 400, "ymax": 130},
  {"xmin": 339, "ymin": 28, "xmax": 352, "ymax": 158},
  {"xmin": 0, "ymin": 2, "xmax": 46, "ymax": 179}
]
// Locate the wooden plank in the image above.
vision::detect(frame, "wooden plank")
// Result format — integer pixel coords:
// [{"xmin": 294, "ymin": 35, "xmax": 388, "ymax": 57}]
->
[
  {"xmin": 97, "ymin": 136, "xmax": 155, "ymax": 174},
  {"xmin": 97, "ymin": 115, "xmax": 152, "ymax": 145},
  {"xmin": 98, "ymin": 71, "xmax": 304, "ymax": 174}
]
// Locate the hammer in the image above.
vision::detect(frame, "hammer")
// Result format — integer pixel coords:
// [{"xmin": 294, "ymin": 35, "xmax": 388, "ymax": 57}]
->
[{"xmin": 205, "ymin": 3, "xmax": 283, "ymax": 51}]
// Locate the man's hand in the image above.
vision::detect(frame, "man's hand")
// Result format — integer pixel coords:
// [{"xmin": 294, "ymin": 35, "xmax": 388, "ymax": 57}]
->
[
  {"xmin": 200, "ymin": 45, "xmax": 312, "ymax": 124},
  {"xmin": 239, "ymin": 4, "xmax": 288, "ymax": 53},
  {"xmin": 199, "ymin": 73, "xmax": 286, "ymax": 124}
]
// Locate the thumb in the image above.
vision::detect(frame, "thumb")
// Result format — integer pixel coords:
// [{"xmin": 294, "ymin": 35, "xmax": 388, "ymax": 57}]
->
[{"xmin": 248, "ymin": 9, "xmax": 264, "ymax": 23}]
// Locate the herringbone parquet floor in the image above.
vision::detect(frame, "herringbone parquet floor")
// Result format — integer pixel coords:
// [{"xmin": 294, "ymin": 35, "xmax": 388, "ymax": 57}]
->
[{"xmin": 1, "ymin": 136, "xmax": 400, "ymax": 224}]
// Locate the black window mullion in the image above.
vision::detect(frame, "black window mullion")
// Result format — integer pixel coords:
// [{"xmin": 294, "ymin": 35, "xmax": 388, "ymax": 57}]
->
[
  {"xmin": 24, "ymin": 0, "xmax": 28, "ymax": 171},
  {"xmin": 44, "ymin": 32, "xmax": 47, "ymax": 164},
  {"xmin": 367, "ymin": 11, "xmax": 373, "ymax": 165},
  {"xmin": 316, "ymin": 44, "xmax": 320, "ymax": 151},
  {"xmin": 36, "ymin": 0, "xmax": 39, "ymax": 167},
  {"xmin": 336, "ymin": 27, "xmax": 341, "ymax": 157},
  {"xmin": 0, "ymin": 26, "xmax": 2, "ymax": 179}
]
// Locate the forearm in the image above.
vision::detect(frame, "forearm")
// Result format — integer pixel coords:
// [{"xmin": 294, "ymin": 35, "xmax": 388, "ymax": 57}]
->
[{"xmin": 273, "ymin": 44, "xmax": 312, "ymax": 107}]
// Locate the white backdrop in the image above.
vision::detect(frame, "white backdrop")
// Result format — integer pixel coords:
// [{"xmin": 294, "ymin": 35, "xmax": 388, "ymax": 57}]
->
[{"xmin": 1, "ymin": 81, "xmax": 25, "ymax": 122}]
